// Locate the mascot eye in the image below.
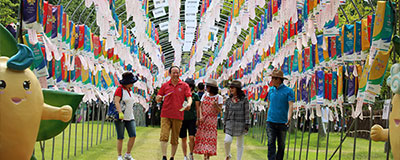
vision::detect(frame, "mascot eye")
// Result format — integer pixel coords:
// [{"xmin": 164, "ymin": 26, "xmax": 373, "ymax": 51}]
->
[
  {"xmin": 0, "ymin": 80, "xmax": 5, "ymax": 90},
  {"xmin": 23, "ymin": 81, "xmax": 30, "ymax": 90}
]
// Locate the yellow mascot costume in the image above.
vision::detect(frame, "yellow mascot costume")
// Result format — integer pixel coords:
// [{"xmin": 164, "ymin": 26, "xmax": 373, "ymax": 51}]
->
[
  {"xmin": 371, "ymin": 62, "xmax": 400, "ymax": 160},
  {"xmin": 0, "ymin": 24, "xmax": 74, "ymax": 160}
]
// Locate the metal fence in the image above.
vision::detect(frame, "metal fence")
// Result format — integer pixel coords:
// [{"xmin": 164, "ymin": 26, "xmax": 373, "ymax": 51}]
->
[
  {"xmin": 249, "ymin": 101, "xmax": 392, "ymax": 160},
  {"xmin": 34, "ymin": 101, "xmax": 146, "ymax": 160}
]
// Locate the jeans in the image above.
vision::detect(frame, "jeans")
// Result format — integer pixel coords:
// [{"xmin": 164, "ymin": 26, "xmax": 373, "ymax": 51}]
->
[
  {"xmin": 267, "ymin": 122, "xmax": 287, "ymax": 160},
  {"xmin": 115, "ymin": 120, "xmax": 136, "ymax": 139},
  {"xmin": 224, "ymin": 134, "xmax": 244, "ymax": 160}
]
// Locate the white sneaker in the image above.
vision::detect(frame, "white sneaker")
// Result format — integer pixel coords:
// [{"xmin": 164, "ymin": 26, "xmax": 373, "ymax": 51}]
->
[
  {"xmin": 184, "ymin": 156, "xmax": 188, "ymax": 160},
  {"xmin": 124, "ymin": 153, "xmax": 135, "ymax": 160},
  {"xmin": 189, "ymin": 153, "xmax": 194, "ymax": 160},
  {"xmin": 118, "ymin": 156, "xmax": 124, "ymax": 160}
]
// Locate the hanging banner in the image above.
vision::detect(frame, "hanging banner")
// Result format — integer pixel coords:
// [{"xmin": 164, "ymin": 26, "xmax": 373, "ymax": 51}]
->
[
  {"xmin": 159, "ymin": 21, "xmax": 169, "ymax": 31},
  {"xmin": 347, "ymin": 65, "xmax": 356, "ymax": 103},
  {"xmin": 152, "ymin": 7, "xmax": 166, "ymax": 18},
  {"xmin": 154, "ymin": 0, "xmax": 169, "ymax": 8},
  {"xmin": 316, "ymin": 70, "xmax": 324, "ymax": 104},
  {"xmin": 343, "ymin": 24, "xmax": 354, "ymax": 61},
  {"xmin": 366, "ymin": 50, "xmax": 390, "ymax": 95}
]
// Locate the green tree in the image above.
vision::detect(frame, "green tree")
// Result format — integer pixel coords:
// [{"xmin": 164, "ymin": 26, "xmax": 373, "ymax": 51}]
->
[{"xmin": 0, "ymin": 0, "xmax": 19, "ymax": 26}]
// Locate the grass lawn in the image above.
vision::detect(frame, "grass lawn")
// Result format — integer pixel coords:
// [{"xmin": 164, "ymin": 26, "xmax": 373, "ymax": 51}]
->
[
  {"xmin": 34, "ymin": 123, "xmax": 266, "ymax": 160},
  {"xmin": 34, "ymin": 122, "xmax": 392, "ymax": 160}
]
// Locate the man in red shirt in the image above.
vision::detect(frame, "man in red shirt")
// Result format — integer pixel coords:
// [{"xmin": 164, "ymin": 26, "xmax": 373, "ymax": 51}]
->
[{"xmin": 156, "ymin": 66, "xmax": 192, "ymax": 160}]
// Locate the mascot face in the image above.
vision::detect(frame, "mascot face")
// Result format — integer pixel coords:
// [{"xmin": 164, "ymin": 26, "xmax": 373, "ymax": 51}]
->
[
  {"xmin": 0, "ymin": 57, "xmax": 44, "ymax": 159},
  {"xmin": 390, "ymin": 94, "xmax": 400, "ymax": 160}
]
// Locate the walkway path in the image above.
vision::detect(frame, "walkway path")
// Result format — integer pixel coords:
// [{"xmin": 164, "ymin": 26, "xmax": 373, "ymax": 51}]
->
[{"xmin": 69, "ymin": 127, "xmax": 267, "ymax": 160}]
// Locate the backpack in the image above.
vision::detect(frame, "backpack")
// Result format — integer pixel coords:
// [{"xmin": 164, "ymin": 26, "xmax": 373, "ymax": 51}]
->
[{"xmin": 107, "ymin": 87, "xmax": 125, "ymax": 120}]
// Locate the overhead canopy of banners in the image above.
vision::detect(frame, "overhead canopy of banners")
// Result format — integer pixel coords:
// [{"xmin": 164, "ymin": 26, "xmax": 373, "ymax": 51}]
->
[{"xmin": 11, "ymin": 0, "xmax": 400, "ymax": 112}]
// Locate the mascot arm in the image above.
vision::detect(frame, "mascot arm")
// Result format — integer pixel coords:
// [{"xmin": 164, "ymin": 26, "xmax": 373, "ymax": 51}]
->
[
  {"xmin": 41, "ymin": 103, "xmax": 73, "ymax": 122},
  {"xmin": 370, "ymin": 124, "xmax": 389, "ymax": 142}
]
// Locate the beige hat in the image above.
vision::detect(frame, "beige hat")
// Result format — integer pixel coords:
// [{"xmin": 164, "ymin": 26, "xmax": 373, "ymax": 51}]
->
[
  {"xmin": 206, "ymin": 79, "xmax": 218, "ymax": 88},
  {"xmin": 269, "ymin": 69, "xmax": 288, "ymax": 80},
  {"xmin": 229, "ymin": 80, "xmax": 242, "ymax": 88}
]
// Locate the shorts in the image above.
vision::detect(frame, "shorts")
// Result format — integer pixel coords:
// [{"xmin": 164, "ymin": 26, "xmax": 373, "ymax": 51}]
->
[
  {"xmin": 179, "ymin": 119, "xmax": 197, "ymax": 138},
  {"xmin": 115, "ymin": 120, "xmax": 136, "ymax": 140},
  {"xmin": 160, "ymin": 117, "xmax": 182, "ymax": 145}
]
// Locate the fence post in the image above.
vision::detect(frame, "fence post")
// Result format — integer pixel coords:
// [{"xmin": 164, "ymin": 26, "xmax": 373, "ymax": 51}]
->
[
  {"xmin": 91, "ymin": 101, "xmax": 95, "ymax": 147},
  {"xmin": 293, "ymin": 116, "xmax": 299, "ymax": 160},
  {"xmin": 353, "ymin": 118, "xmax": 358, "ymax": 160},
  {"xmin": 286, "ymin": 121, "xmax": 291, "ymax": 160},
  {"xmin": 325, "ymin": 120, "xmax": 331, "ymax": 160},
  {"xmin": 305, "ymin": 115, "xmax": 312, "ymax": 160},
  {"xmin": 299, "ymin": 113, "xmax": 306, "ymax": 160}
]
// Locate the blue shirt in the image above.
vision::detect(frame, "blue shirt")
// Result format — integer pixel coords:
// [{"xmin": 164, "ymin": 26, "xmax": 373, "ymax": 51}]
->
[{"xmin": 267, "ymin": 84, "xmax": 295, "ymax": 123}]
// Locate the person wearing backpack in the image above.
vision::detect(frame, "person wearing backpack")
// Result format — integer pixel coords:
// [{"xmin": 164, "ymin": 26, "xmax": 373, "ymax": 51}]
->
[{"xmin": 114, "ymin": 72, "xmax": 138, "ymax": 160}]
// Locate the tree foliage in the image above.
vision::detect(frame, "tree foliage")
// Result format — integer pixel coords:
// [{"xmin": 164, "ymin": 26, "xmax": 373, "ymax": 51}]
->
[{"xmin": 0, "ymin": 0, "xmax": 19, "ymax": 26}]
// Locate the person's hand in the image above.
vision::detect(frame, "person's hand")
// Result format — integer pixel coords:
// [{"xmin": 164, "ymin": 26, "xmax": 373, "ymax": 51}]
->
[
  {"xmin": 185, "ymin": 104, "xmax": 191, "ymax": 111},
  {"xmin": 156, "ymin": 95, "xmax": 162, "ymax": 103},
  {"xmin": 58, "ymin": 105, "xmax": 73, "ymax": 122},
  {"xmin": 370, "ymin": 125, "xmax": 388, "ymax": 141},
  {"xmin": 286, "ymin": 117, "xmax": 291, "ymax": 125},
  {"xmin": 118, "ymin": 112, "xmax": 124, "ymax": 120},
  {"xmin": 244, "ymin": 124, "xmax": 249, "ymax": 133}
]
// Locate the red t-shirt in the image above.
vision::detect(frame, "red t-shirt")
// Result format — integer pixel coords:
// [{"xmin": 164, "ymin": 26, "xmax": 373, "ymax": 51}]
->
[
  {"xmin": 158, "ymin": 79, "xmax": 192, "ymax": 120},
  {"xmin": 114, "ymin": 85, "xmax": 132, "ymax": 97}
]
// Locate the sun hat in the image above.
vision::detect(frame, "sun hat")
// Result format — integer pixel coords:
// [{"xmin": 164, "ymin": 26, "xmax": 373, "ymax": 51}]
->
[
  {"xmin": 119, "ymin": 72, "xmax": 138, "ymax": 85},
  {"xmin": 269, "ymin": 69, "xmax": 288, "ymax": 80},
  {"xmin": 206, "ymin": 79, "xmax": 218, "ymax": 88}
]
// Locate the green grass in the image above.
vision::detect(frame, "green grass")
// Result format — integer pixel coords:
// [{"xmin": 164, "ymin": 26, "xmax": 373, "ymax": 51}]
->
[
  {"xmin": 34, "ymin": 122, "xmax": 392, "ymax": 160},
  {"xmin": 249, "ymin": 126, "xmax": 393, "ymax": 160},
  {"xmin": 34, "ymin": 122, "xmax": 266, "ymax": 160}
]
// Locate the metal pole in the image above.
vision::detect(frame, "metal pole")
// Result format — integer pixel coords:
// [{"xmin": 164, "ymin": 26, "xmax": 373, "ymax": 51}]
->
[
  {"xmin": 17, "ymin": 0, "xmax": 23, "ymax": 43},
  {"xmin": 286, "ymin": 122, "xmax": 291, "ymax": 160},
  {"xmin": 316, "ymin": 118, "xmax": 321, "ymax": 160},
  {"xmin": 339, "ymin": 116, "xmax": 344, "ymax": 160},
  {"xmin": 81, "ymin": 104, "xmax": 85, "ymax": 155},
  {"xmin": 368, "ymin": 105, "xmax": 373, "ymax": 160},
  {"xmin": 348, "ymin": 0, "xmax": 363, "ymax": 20},
  {"xmin": 74, "ymin": 113, "xmax": 78, "ymax": 156},
  {"xmin": 325, "ymin": 120, "xmax": 331, "ymax": 160},
  {"xmin": 96, "ymin": 102, "xmax": 101, "ymax": 145},
  {"xmin": 305, "ymin": 116, "xmax": 312, "ymax": 160},
  {"xmin": 293, "ymin": 117, "xmax": 299, "ymax": 160},
  {"xmin": 339, "ymin": 5, "xmax": 350, "ymax": 23},
  {"xmin": 299, "ymin": 113, "xmax": 306, "ymax": 160},
  {"xmin": 87, "ymin": 102, "xmax": 90, "ymax": 151},
  {"xmin": 70, "ymin": 0, "xmax": 85, "ymax": 20},
  {"xmin": 353, "ymin": 118, "xmax": 358, "ymax": 160},
  {"xmin": 61, "ymin": 130, "xmax": 64, "ymax": 160},
  {"xmin": 100, "ymin": 104, "xmax": 106, "ymax": 143},
  {"xmin": 51, "ymin": 137, "xmax": 55, "ymax": 160},
  {"xmin": 329, "ymin": 118, "xmax": 356, "ymax": 160},
  {"xmin": 91, "ymin": 101, "xmax": 95, "ymax": 147},
  {"xmin": 40, "ymin": 141, "xmax": 45, "ymax": 160},
  {"xmin": 68, "ymin": 121, "xmax": 72, "ymax": 159}
]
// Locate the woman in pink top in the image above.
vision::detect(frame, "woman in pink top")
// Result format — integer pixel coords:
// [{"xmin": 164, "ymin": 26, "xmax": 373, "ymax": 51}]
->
[{"xmin": 193, "ymin": 79, "xmax": 223, "ymax": 160}]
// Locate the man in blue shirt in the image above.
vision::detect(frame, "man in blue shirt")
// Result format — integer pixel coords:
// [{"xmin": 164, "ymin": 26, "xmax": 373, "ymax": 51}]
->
[{"xmin": 266, "ymin": 70, "xmax": 294, "ymax": 160}]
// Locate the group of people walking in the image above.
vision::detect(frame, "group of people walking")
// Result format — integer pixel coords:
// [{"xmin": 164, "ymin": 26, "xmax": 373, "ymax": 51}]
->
[{"xmin": 112, "ymin": 67, "xmax": 294, "ymax": 160}]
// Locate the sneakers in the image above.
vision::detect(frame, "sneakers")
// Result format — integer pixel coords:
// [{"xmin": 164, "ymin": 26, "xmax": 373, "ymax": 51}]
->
[
  {"xmin": 162, "ymin": 156, "xmax": 167, "ymax": 160},
  {"xmin": 189, "ymin": 153, "xmax": 194, "ymax": 160},
  {"xmin": 118, "ymin": 156, "xmax": 124, "ymax": 160},
  {"xmin": 124, "ymin": 153, "xmax": 135, "ymax": 160},
  {"xmin": 184, "ymin": 156, "xmax": 188, "ymax": 160}
]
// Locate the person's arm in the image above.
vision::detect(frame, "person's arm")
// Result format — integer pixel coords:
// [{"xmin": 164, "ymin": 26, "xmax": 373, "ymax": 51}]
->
[
  {"xmin": 244, "ymin": 98, "xmax": 250, "ymax": 125},
  {"xmin": 114, "ymin": 96, "xmax": 122, "ymax": 113},
  {"xmin": 223, "ymin": 100, "xmax": 228, "ymax": 124},
  {"xmin": 286, "ymin": 101, "xmax": 294, "ymax": 125},
  {"xmin": 185, "ymin": 96, "xmax": 193, "ymax": 111},
  {"xmin": 156, "ymin": 85, "xmax": 165, "ymax": 103}
]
